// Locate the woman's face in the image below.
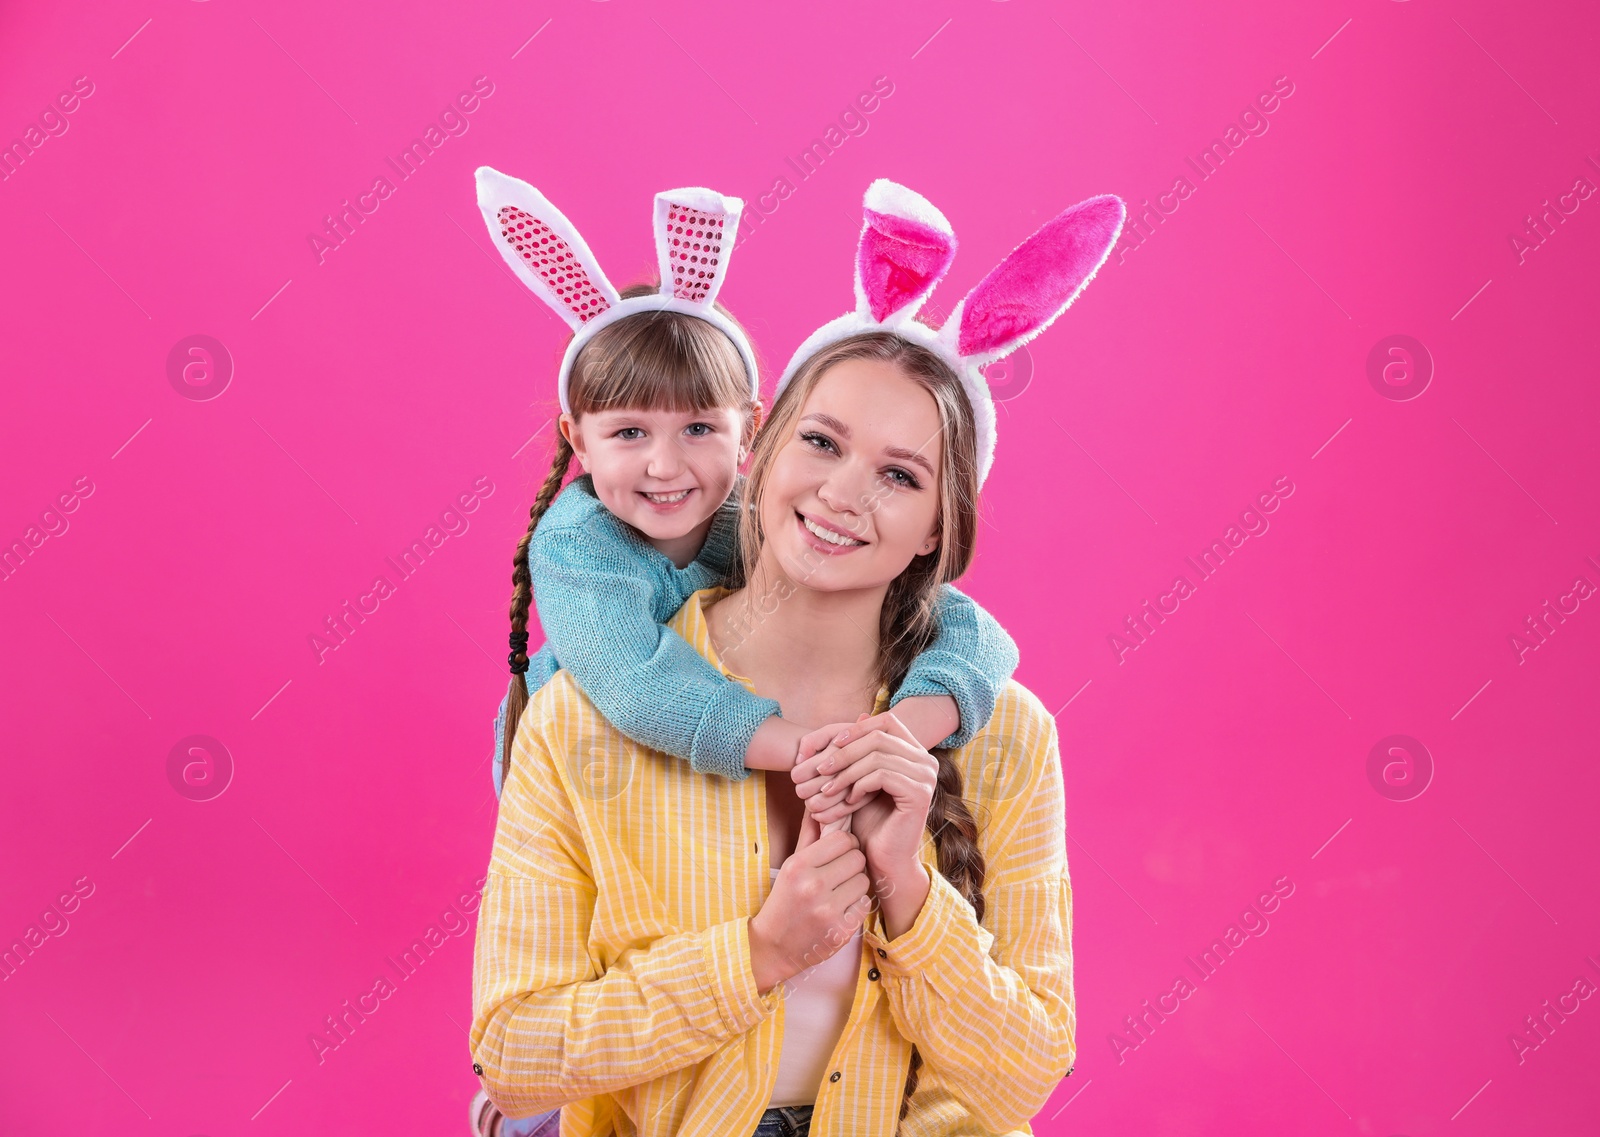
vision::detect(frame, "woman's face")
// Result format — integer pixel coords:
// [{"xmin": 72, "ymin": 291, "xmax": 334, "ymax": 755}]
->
[{"xmin": 758, "ymin": 357, "xmax": 944, "ymax": 595}]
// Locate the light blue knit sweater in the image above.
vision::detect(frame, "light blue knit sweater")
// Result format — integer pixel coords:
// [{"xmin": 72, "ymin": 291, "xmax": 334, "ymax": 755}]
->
[{"xmin": 492, "ymin": 474, "xmax": 1019, "ymax": 797}]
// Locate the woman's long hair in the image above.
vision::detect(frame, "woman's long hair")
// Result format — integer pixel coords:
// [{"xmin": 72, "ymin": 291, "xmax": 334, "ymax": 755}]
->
[
  {"xmin": 731, "ymin": 331, "xmax": 987, "ymax": 1128},
  {"xmin": 498, "ymin": 284, "xmax": 761, "ymax": 788}
]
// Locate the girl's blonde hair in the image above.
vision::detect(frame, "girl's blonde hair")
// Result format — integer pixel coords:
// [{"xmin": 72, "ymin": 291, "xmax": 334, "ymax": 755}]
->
[
  {"xmin": 731, "ymin": 330, "xmax": 986, "ymax": 1128},
  {"xmin": 498, "ymin": 283, "xmax": 761, "ymax": 784}
]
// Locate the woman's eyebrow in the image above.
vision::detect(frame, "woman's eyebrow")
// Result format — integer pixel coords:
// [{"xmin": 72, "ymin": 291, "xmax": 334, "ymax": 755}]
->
[
  {"xmin": 801, "ymin": 412, "xmax": 851, "ymax": 436},
  {"xmin": 886, "ymin": 445, "xmax": 935, "ymax": 476},
  {"xmin": 803, "ymin": 412, "xmax": 935, "ymax": 476}
]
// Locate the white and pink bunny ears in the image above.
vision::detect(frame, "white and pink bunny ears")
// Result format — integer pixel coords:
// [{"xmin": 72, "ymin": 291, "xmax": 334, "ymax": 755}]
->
[
  {"xmin": 475, "ymin": 166, "xmax": 760, "ymax": 413},
  {"xmin": 774, "ymin": 179, "xmax": 1126, "ymax": 486}
]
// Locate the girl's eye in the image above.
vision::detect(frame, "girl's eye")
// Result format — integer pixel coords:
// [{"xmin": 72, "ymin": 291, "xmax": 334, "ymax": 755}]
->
[
  {"xmin": 615, "ymin": 427, "xmax": 645, "ymax": 440},
  {"xmin": 684, "ymin": 422, "xmax": 713, "ymax": 437},
  {"xmin": 800, "ymin": 431, "xmax": 837, "ymax": 454}
]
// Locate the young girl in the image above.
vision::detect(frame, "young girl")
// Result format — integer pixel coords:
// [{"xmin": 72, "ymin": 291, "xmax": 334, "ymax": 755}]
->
[{"xmin": 468, "ymin": 170, "xmax": 1019, "ymax": 1137}]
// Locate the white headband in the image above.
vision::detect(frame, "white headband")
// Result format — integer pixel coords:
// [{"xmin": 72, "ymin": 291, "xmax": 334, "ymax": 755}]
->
[
  {"xmin": 775, "ymin": 179, "xmax": 1126, "ymax": 487},
  {"xmin": 475, "ymin": 166, "xmax": 760, "ymax": 413}
]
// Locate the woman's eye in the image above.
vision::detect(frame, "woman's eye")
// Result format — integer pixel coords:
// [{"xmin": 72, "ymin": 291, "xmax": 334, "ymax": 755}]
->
[
  {"xmin": 800, "ymin": 431, "xmax": 837, "ymax": 454},
  {"xmin": 885, "ymin": 467, "xmax": 920, "ymax": 489}
]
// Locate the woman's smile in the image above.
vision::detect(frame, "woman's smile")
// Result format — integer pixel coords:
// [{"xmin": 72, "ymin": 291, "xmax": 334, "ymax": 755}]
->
[{"xmin": 796, "ymin": 509, "xmax": 868, "ymax": 553}]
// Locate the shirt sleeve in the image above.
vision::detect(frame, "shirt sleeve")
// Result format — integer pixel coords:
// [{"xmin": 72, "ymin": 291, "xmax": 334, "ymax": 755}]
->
[
  {"xmin": 530, "ymin": 518, "xmax": 780, "ymax": 781},
  {"xmin": 470, "ymin": 705, "xmax": 782, "ymax": 1117},
  {"xmin": 889, "ymin": 584, "xmax": 1021, "ymax": 749},
  {"xmin": 859, "ymin": 696, "xmax": 1073, "ymax": 1132}
]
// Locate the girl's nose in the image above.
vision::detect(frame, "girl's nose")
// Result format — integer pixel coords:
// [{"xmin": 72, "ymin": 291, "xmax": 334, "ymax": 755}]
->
[{"xmin": 645, "ymin": 438, "xmax": 688, "ymax": 479}]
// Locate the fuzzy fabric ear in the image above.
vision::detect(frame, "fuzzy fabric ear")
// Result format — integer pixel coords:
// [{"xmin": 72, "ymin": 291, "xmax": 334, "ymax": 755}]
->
[
  {"xmin": 953, "ymin": 194, "xmax": 1124, "ymax": 361},
  {"xmin": 855, "ymin": 179, "xmax": 957, "ymax": 324},
  {"xmin": 475, "ymin": 166, "xmax": 619, "ymax": 330},
  {"xmin": 654, "ymin": 189, "xmax": 743, "ymax": 307}
]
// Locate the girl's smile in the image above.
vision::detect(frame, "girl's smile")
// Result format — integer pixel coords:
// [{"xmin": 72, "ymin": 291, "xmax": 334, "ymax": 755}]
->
[{"xmin": 639, "ymin": 487, "xmax": 696, "ymax": 511}]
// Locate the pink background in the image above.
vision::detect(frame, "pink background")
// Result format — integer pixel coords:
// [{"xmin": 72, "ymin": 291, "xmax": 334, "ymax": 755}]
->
[{"xmin": 3, "ymin": 0, "xmax": 1597, "ymax": 1133}]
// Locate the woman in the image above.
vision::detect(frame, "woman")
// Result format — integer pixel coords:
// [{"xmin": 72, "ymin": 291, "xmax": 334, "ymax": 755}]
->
[{"xmin": 471, "ymin": 331, "xmax": 1075, "ymax": 1136}]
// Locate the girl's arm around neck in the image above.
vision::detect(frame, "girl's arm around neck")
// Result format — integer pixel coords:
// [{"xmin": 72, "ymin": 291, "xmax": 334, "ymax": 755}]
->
[
  {"xmin": 888, "ymin": 583, "xmax": 1020, "ymax": 748},
  {"xmin": 529, "ymin": 515, "xmax": 780, "ymax": 779}
]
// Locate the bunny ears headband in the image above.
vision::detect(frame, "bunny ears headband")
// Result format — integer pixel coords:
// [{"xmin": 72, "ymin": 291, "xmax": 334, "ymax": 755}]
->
[
  {"xmin": 776, "ymin": 179, "xmax": 1126, "ymax": 487},
  {"xmin": 475, "ymin": 166, "xmax": 760, "ymax": 413}
]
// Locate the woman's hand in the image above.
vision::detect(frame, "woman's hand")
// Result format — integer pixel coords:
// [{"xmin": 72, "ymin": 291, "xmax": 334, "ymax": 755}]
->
[
  {"xmin": 790, "ymin": 713, "xmax": 886, "ymax": 824},
  {"xmin": 792, "ymin": 711, "xmax": 939, "ymax": 882},
  {"xmin": 793, "ymin": 716, "xmax": 876, "ymax": 836},
  {"xmin": 748, "ymin": 812, "xmax": 873, "ymax": 994}
]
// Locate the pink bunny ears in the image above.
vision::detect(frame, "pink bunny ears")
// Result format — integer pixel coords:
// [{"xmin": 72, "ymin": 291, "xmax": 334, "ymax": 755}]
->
[
  {"xmin": 775, "ymin": 178, "xmax": 1125, "ymax": 486},
  {"xmin": 475, "ymin": 166, "xmax": 760, "ymax": 413}
]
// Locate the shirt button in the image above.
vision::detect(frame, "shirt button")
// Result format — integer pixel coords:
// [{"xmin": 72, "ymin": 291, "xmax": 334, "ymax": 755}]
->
[
  {"xmin": 829, "ymin": 1070, "xmax": 841, "ymax": 1083},
  {"xmin": 876, "ymin": 948, "xmax": 887, "ymax": 958},
  {"xmin": 472, "ymin": 1063, "xmax": 483, "ymax": 1076},
  {"xmin": 867, "ymin": 968, "xmax": 880, "ymax": 981}
]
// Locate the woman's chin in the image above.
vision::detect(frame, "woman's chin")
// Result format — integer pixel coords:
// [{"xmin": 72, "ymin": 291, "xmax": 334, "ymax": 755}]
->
[{"xmin": 771, "ymin": 542, "xmax": 890, "ymax": 596}]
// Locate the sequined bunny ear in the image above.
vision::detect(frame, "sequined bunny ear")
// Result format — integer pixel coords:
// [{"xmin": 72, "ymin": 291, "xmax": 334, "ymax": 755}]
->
[
  {"xmin": 475, "ymin": 166, "xmax": 619, "ymax": 331},
  {"xmin": 654, "ymin": 189, "xmax": 743, "ymax": 306},
  {"xmin": 474, "ymin": 166, "xmax": 760, "ymax": 413}
]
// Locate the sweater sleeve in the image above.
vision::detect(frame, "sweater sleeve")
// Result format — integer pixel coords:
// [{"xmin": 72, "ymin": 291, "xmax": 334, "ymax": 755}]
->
[
  {"xmin": 890, "ymin": 584, "xmax": 1020, "ymax": 749},
  {"xmin": 530, "ymin": 517, "xmax": 780, "ymax": 781},
  {"xmin": 471, "ymin": 705, "xmax": 782, "ymax": 1117},
  {"xmin": 859, "ymin": 693, "xmax": 1074, "ymax": 1132}
]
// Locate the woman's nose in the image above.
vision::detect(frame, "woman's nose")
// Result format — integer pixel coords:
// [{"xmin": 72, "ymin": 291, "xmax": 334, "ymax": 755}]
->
[{"xmin": 816, "ymin": 462, "xmax": 870, "ymax": 519}]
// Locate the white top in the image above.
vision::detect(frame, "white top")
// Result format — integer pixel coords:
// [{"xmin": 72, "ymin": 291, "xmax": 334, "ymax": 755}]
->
[{"xmin": 766, "ymin": 866, "xmax": 864, "ymax": 1108}]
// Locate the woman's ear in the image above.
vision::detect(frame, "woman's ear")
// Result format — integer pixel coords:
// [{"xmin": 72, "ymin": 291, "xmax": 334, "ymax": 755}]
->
[
  {"xmin": 917, "ymin": 531, "xmax": 940, "ymax": 556},
  {"xmin": 559, "ymin": 413, "xmax": 588, "ymax": 473}
]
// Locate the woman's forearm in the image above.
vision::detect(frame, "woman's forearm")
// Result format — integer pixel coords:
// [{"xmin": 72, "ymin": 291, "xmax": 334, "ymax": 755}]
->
[
  {"xmin": 871, "ymin": 859, "xmax": 931, "ymax": 941},
  {"xmin": 863, "ymin": 871, "xmax": 1075, "ymax": 1132}
]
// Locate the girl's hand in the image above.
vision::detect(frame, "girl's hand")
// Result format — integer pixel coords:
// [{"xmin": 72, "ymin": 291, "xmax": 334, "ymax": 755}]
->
[
  {"xmin": 793, "ymin": 711, "xmax": 938, "ymax": 879},
  {"xmin": 745, "ymin": 715, "xmax": 808, "ymax": 772}
]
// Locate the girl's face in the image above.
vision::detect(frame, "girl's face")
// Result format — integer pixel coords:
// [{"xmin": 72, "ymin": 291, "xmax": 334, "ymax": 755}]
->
[
  {"xmin": 562, "ymin": 405, "xmax": 748, "ymax": 543},
  {"xmin": 758, "ymin": 358, "xmax": 944, "ymax": 595}
]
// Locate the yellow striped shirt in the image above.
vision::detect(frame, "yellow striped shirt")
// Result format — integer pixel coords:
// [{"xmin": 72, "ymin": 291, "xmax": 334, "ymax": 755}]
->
[{"xmin": 471, "ymin": 587, "xmax": 1075, "ymax": 1136}]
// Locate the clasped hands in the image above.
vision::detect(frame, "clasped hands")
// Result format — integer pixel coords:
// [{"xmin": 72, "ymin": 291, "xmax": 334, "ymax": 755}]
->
[
  {"xmin": 790, "ymin": 710, "xmax": 939, "ymax": 889},
  {"xmin": 748, "ymin": 711, "xmax": 941, "ymax": 992}
]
